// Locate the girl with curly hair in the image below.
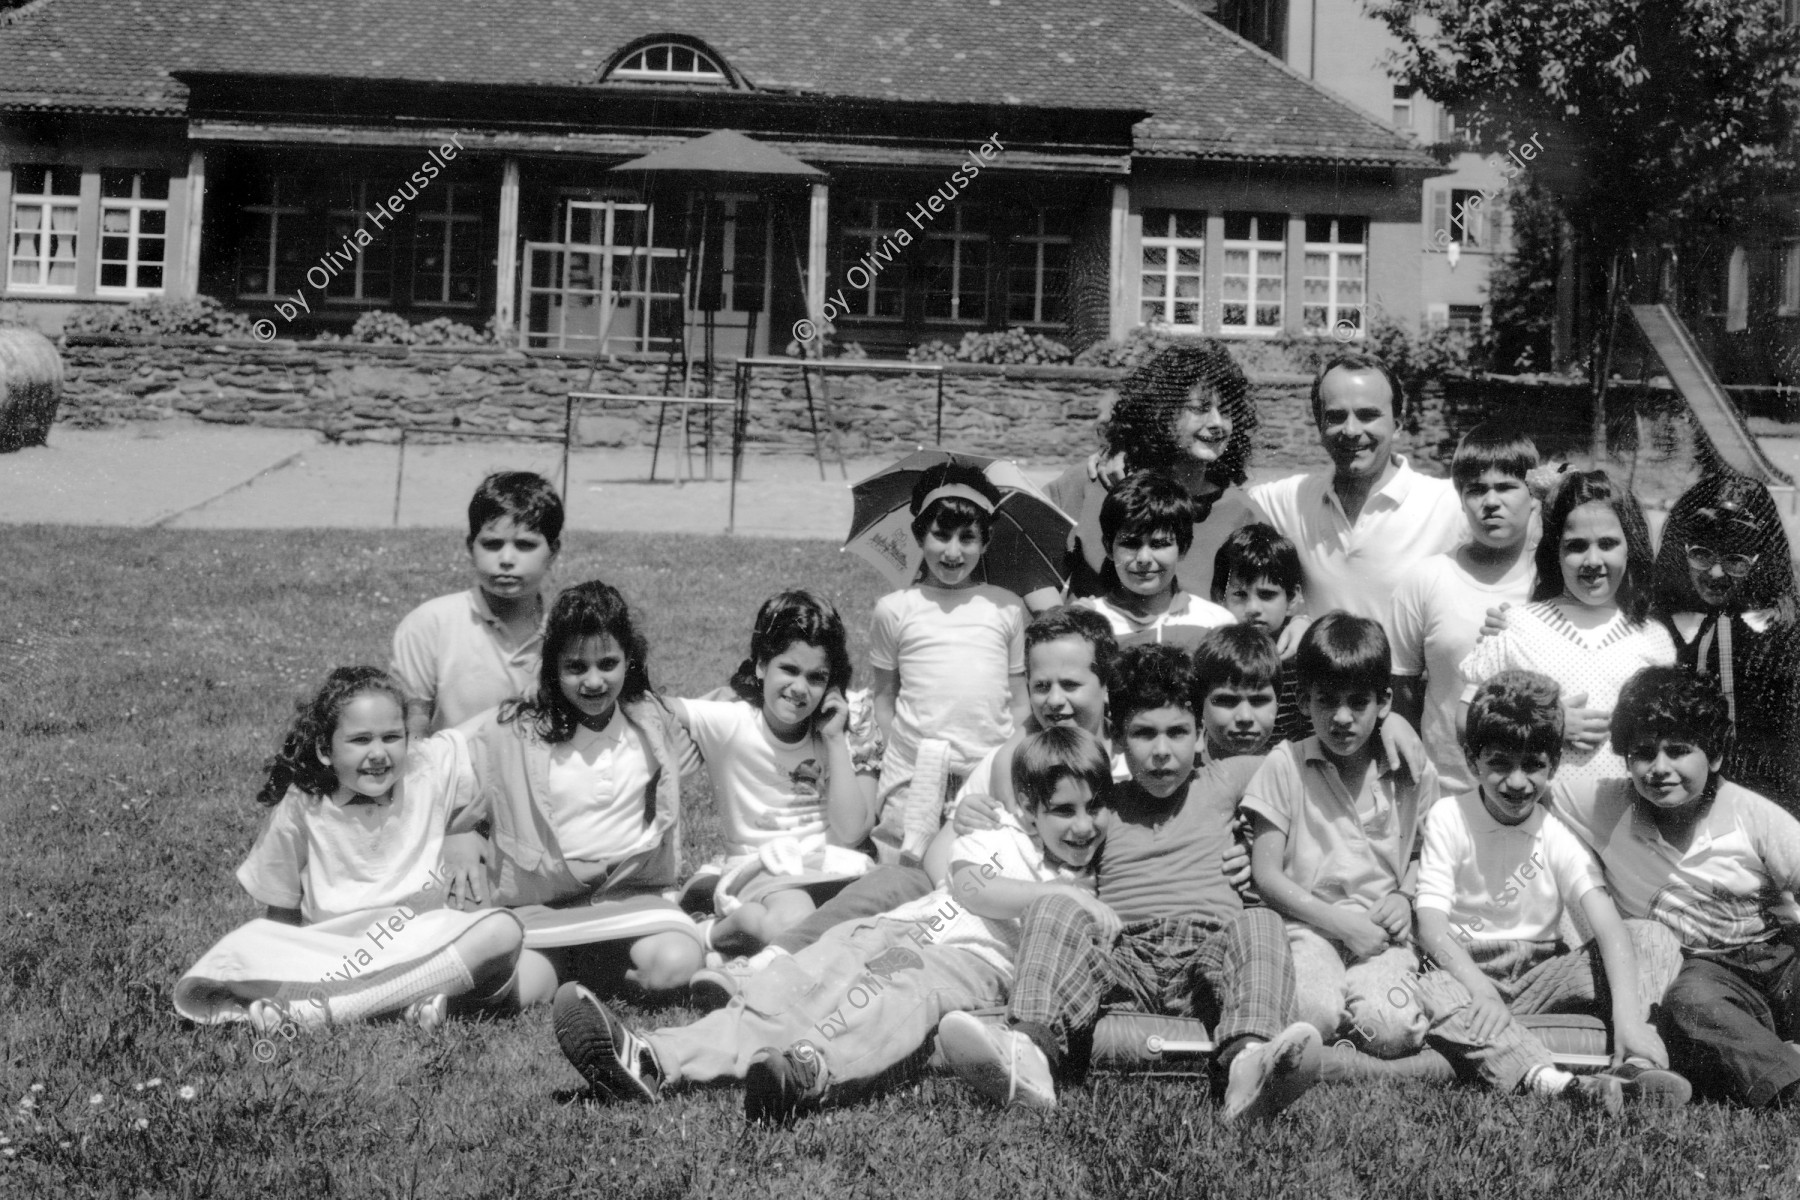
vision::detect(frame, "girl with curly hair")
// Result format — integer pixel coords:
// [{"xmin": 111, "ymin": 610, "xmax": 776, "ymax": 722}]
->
[{"xmin": 1038, "ymin": 340, "xmax": 1262, "ymax": 608}]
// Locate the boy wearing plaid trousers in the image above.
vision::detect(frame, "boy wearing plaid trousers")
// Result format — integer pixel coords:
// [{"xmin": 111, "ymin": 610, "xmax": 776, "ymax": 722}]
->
[{"xmin": 938, "ymin": 643, "xmax": 1320, "ymax": 1120}]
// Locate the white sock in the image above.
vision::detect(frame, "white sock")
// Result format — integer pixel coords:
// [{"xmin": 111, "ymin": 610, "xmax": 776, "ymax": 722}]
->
[
  {"xmin": 1523, "ymin": 1064, "xmax": 1576, "ymax": 1096},
  {"xmin": 323, "ymin": 948, "xmax": 475, "ymax": 1025}
]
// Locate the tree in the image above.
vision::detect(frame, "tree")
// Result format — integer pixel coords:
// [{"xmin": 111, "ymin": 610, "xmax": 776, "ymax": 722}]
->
[
  {"xmin": 1484, "ymin": 181, "xmax": 1562, "ymax": 373},
  {"xmin": 1368, "ymin": 0, "xmax": 1800, "ymax": 373}
]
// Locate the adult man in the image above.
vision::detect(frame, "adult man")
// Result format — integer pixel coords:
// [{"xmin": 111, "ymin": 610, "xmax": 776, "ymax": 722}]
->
[{"xmin": 1247, "ymin": 354, "xmax": 1466, "ymax": 639}]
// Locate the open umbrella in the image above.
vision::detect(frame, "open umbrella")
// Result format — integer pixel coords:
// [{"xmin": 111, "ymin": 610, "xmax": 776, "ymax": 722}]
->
[{"xmin": 845, "ymin": 449, "xmax": 1075, "ymax": 596}]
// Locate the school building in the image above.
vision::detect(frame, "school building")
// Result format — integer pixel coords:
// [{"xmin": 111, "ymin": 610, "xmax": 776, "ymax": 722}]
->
[{"xmin": 0, "ymin": 0, "xmax": 1443, "ymax": 358}]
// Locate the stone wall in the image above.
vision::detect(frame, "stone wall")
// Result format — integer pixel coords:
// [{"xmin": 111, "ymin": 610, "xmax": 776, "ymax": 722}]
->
[{"xmin": 55, "ymin": 334, "xmax": 1469, "ymax": 473}]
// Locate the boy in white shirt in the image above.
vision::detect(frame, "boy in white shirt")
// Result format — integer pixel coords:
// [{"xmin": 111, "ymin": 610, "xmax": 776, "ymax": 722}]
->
[
  {"xmin": 1075, "ymin": 470, "xmax": 1234, "ymax": 649},
  {"xmin": 1409, "ymin": 670, "xmax": 1688, "ymax": 1110},
  {"xmin": 1390, "ymin": 425, "xmax": 1539, "ymax": 797},
  {"xmin": 549, "ymin": 725, "xmax": 1109, "ymax": 1122}
]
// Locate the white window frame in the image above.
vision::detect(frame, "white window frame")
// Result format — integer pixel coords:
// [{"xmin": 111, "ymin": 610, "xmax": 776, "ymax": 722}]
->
[
  {"xmin": 1433, "ymin": 188, "xmax": 1497, "ymax": 252},
  {"xmin": 609, "ymin": 42, "xmax": 728, "ymax": 85},
  {"xmin": 413, "ymin": 182, "xmax": 482, "ymax": 308},
  {"xmin": 1779, "ymin": 240, "xmax": 1799, "ymax": 317},
  {"xmin": 1392, "ymin": 86, "xmax": 1414, "ymax": 135},
  {"xmin": 323, "ymin": 181, "xmax": 392, "ymax": 305},
  {"xmin": 95, "ymin": 171, "xmax": 169, "ymax": 297},
  {"xmin": 1138, "ymin": 208, "xmax": 1205, "ymax": 330},
  {"xmin": 839, "ymin": 199, "xmax": 904, "ymax": 321},
  {"xmin": 1006, "ymin": 207, "xmax": 1072, "ymax": 327},
  {"xmin": 1301, "ymin": 216, "xmax": 1365, "ymax": 338},
  {"xmin": 237, "ymin": 178, "xmax": 307, "ymax": 301},
  {"xmin": 7, "ymin": 165, "xmax": 81, "ymax": 294},
  {"xmin": 921, "ymin": 207, "xmax": 988, "ymax": 325},
  {"xmin": 1221, "ymin": 212, "xmax": 1285, "ymax": 335},
  {"xmin": 522, "ymin": 197, "xmax": 683, "ymax": 352}
]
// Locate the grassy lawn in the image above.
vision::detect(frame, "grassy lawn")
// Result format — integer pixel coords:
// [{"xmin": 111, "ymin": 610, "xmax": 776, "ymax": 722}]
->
[{"xmin": 3, "ymin": 526, "xmax": 1798, "ymax": 1199}]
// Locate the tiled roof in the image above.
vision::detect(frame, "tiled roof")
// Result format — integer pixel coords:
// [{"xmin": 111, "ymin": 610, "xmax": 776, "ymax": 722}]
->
[{"xmin": 0, "ymin": 0, "xmax": 1432, "ymax": 167}]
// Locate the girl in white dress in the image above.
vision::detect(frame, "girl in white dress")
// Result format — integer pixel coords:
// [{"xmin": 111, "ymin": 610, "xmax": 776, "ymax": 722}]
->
[{"xmin": 1459, "ymin": 469, "xmax": 1675, "ymax": 788}]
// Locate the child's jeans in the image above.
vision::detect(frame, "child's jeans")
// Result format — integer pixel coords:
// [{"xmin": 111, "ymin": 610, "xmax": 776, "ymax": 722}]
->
[
  {"xmin": 1410, "ymin": 921, "xmax": 1682, "ymax": 1092},
  {"xmin": 1659, "ymin": 931, "xmax": 1800, "ymax": 1106},
  {"xmin": 647, "ymin": 916, "xmax": 1006, "ymax": 1097},
  {"xmin": 771, "ymin": 866, "xmax": 935, "ymax": 954},
  {"xmin": 1005, "ymin": 893, "xmax": 1294, "ymax": 1079},
  {"xmin": 1287, "ymin": 924, "xmax": 1427, "ymax": 1058}
]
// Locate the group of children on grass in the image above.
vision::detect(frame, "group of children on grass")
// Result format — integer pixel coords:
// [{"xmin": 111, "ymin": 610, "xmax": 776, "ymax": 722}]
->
[{"xmin": 173, "ymin": 345, "xmax": 1800, "ymax": 1128}]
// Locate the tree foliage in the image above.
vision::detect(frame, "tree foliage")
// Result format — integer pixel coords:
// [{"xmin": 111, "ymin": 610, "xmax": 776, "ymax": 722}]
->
[
  {"xmin": 1485, "ymin": 181, "xmax": 1563, "ymax": 373},
  {"xmin": 1367, "ymin": 0, "xmax": 1800, "ymax": 263}
]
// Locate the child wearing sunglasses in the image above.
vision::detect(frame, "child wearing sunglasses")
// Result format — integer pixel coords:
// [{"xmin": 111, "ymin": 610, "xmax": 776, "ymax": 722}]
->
[{"xmin": 1650, "ymin": 475, "xmax": 1800, "ymax": 811}]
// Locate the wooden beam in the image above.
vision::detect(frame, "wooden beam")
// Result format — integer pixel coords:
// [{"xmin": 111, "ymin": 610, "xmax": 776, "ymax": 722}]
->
[
  {"xmin": 807, "ymin": 182, "xmax": 828, "ymax": 326},
  {"xmin": 1109, "ymin": 183, "xmax": 1130, "ymax": 340},
  {"xmin": 179, "ymin": 148, "xmax": 206, "ymax": 300},
  {"xmin": 496, "ymin": 157, "xmax": 520, "ymax": 343}
]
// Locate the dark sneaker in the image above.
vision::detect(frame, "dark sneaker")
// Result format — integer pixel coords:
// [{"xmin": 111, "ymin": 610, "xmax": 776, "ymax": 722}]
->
[
  {"xmin": 553, "ymin": 983, "xmax": 663, "ymax": 1103},
  {"xmin": 1604, "ymin": 1062, "xmax": 1692, "ymax": 1107},
  {"xmin": 689, "ymin": 957, "xmax": 755, "ymax": 1012},
  {"xmin": 1567, "ymin": 1073, "xmax": 1624, "ymax": 1115},
  {"xmin": 744, "ymin": 1041, "xmax": 828, "ymax": 1124}
]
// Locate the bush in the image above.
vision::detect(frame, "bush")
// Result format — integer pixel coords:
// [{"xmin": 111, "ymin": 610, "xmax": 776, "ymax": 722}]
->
[
  {"xmin": 347, "ymin": 310, "xmax": 417, "ymax": 345},
  {"xmin": 1072, "ymin": 325, "xmax": 1194, "ymax": 371},
  {"xmin": 907, "ymin": 327, "xmax": 1074, "ymax": 366},
  {"xmin": 62, "ymin": 296, "xmax": 259, "ymax": 339}
]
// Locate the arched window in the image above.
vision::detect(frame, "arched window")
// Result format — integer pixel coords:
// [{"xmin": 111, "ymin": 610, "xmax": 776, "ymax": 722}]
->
[{"xmin": 608, "ymin": 41, "xmax": 729, "ymax": 85}]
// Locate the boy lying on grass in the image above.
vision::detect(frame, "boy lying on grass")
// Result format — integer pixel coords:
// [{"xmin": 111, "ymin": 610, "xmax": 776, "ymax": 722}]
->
[
  {"xmin": 551, "ymin": 724, "xmax": 1108, "ymax": 1123},
  {"xmin": 938, "ymin": 642, "xmax": 1320, "ymax": 1122},
  {"xmin": 1405, "ymin": 669, "xmax": 1687, "ymax": 1111}
]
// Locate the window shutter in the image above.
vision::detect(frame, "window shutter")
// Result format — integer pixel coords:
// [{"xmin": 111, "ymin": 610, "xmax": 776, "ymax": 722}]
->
[{"xmin": 1430, "ymin": 190, "xmax": 1449, "ymax": 243}]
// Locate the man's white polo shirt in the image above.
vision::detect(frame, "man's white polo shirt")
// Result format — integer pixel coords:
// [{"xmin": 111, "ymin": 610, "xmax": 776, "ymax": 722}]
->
[{"xmin": 1248, "ymin": 455, "xmax": 1465, "ymax": 637}]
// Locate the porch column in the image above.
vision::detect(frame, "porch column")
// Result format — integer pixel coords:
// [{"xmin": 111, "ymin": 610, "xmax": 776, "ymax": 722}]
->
[
  {"xmin": 1108, "ymin": 183, "xmax": 1130, "ymax": 339},
  {"xmin": 178, "ymin": 148, "xmax": 205, "ymax": 299},
  {"xmin": 495, "ymin": 157, "xmax": 521, "ymax": 343},
  {"xmin": 807, "ymin": 182, "xmax": 828, "ymax": 324}
]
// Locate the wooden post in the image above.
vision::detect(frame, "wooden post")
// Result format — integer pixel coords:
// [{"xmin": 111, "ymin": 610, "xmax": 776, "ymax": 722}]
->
[
  {"xmin": 807, "ymin": 182, "xmax": 828, "ymax": 329},
  {"xmin": 496, "ymin": 158, "xmax": 521, "ymax": 344},
  {"xmin": 1109, "ymin": 183, "xmax": 1130, "ymax": 340},
  {"xmin": 179, "ymin": 149, "xmax": 206, "ymax": 300}
]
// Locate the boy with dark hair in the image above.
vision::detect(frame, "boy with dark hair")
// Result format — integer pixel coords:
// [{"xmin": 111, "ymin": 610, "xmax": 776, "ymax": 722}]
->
[
  {"xmin": 1191, "ymin": 624, "xmax": 1282, "ymax": 762},
  {"xmin": 1552, "ymin": 666, "xmax": 1800, "ymax": 1108},
  {"xmin": 551, "ymin": 725, "xmax": 1110, "ymax": 1122},
  {"xmin": 1390, "ymin": 424, "xmax": 1539, "ymax": 798},
  {"xmin": 1213, "ymin": 523, "xmax": 1310, "ymax": 743},
  {"xmin": 1244, "ymin": 612, "xmax": 1438, "ymax": 1056},
  {"xmin": 938, "ymin": 643, "xmax": 1320, "ymax": 1122},
  {"xmin": 1410, "ymin": 670, "xmax": 1688, "ymax": 1110},
  {"xmin": 1077, "ymin": 471, "xmax": 1234, "ymax": 648},
  {"xmin": 391, "ymin": 470, "xmax": 563, "ymax": 732}
]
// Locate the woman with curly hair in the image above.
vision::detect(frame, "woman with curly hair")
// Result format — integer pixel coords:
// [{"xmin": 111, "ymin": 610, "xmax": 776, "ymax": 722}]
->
[{"xmin": 1035, "ymin": 340, "xmax": 1262, "ymax": 609}]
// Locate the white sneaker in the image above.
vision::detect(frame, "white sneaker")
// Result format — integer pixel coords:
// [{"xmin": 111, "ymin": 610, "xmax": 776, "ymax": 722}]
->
[
  {"xmin": 1221, "ymin": 1022, "xmax": 1322, "ymax": 1124},
  {"xmin": 936, "ymin": 1011, "xmax": 1056, "ymax": 1110},
  {"xmin": 403, "ymin": 994, "xmax": 448, "ymax": 1033}
]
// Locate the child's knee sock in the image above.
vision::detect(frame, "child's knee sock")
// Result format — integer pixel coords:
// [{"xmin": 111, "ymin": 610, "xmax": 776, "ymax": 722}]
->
[
  {"xmin": 1522, "ymin": 1064, "xmax": 1577, "ymax": 1096},
  {"xmin": 324, "ymin": 949, "xmax": 475, "ymax": 1025}
]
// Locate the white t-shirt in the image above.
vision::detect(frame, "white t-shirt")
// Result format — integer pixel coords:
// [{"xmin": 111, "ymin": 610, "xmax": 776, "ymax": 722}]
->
[
  {"xmin": 867, "ymin": 584, "xmax": 1027, "ymax": 769},
  {"xmin": 679, "ymin": 698, "xmax": 840, "ymax": 855},
  {"xmin": 1247, "ymin": 456, "xmax": 1466, "ymax": 640},
  {"xmin": 544, "ymin": 717, "xmax": 659, "ymax": 867},
  {"xmin": 881, "ymin": 826, "xmax": 1089, "ymax": 972},
  {"xmin": 1076, "ymin": 591, "xmax": 1235, "ymax": 647},
  {"xmin": 1389, "ymin": 551, "xmax": 1536, "ymax": 795},
  {"xmin": 1458, "ymin": 599, "xmax": 1677, "ymax": 788},
  {"xmin": 1415, "ymin": 790, "xmax": 1604, "ymax": 943},
  {"xmin": 1552, "ymin": 777, "xmax": 1800, "ymax": 955},
  {"xmin": 237, "ymin": 730, "xmax": 471, "ymax": 923}
]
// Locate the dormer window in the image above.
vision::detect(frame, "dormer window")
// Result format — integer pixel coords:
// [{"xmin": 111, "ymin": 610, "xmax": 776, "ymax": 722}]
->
[{"xmin": 609, "ymin": 41, "xmax": 729, "ymax": 85}]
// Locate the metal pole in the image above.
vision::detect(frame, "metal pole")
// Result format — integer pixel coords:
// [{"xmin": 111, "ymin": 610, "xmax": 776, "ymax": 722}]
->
[
  {"xmin": 936, "ymin": 370, "xmax": 945, "ymax": 445},
  {"xmin": 561, "ymin": 392, "xmax": 573, "ymax": 500},
  {"xmin": 392, "ymin": 427, "xmax": 407, "ymax": 527}
]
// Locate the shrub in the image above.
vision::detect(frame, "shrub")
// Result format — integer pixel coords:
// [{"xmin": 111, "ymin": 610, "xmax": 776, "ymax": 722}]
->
[
  {"xmin": 348, "ymin": 310, "xmax": 417, "ymax": 345},
  {"xmin": 62, "ymin": 296, "xmax": 259, "ymax": 339},
  {"xmin": 906, "ymin": 327, "xmax": 1073, "ymax": 366}
]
